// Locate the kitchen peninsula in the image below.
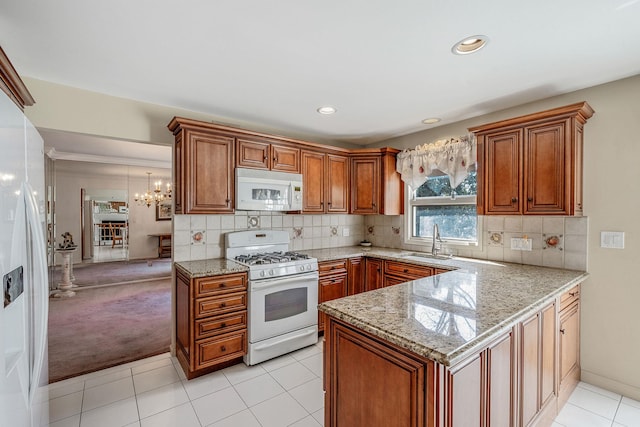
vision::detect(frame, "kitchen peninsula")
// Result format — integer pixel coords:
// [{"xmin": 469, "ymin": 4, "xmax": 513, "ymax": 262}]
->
[{"xmin": 316, "ymin": 249, "xmax": 586, "ymax": 427}]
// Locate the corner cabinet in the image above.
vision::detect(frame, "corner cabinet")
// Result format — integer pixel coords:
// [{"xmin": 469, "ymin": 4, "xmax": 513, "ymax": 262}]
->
[
  {"xmin": 471, "ymin": 102, "xmax": 594, "ymax": 216},
  {"xmin": 175, "ymin": 268, "xmax": 248, "ymax": 379},
  {"xmin": 168, "ymin": 118, "xmax": 235, "ymax": 214},
  {"xmin": 350, "ymin": 148, "xmax": 403, "ymax": 215}
]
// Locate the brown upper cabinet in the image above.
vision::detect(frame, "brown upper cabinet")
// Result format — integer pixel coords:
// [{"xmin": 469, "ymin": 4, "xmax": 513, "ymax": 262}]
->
[
  {"xmin": 471, "ymin": 102, "xmax": 594, "ymax": 216},
  {"xmin": 351, "ymin": 148, "xmax": 403, "ymax": 215},
  {"xmin": 301, "ymin": 151, "xmax": 349, "ymax": 213},
  {"xmin": 168, "ymin": 117, "xmax": 403, "ymax": 215},
  {"xmin": 168, "ymin": 118, "xmax": 235, "ymax": 214},
  {"xmin": 236, "ymin": 137, "xmax": 300, "ymax": 173}
]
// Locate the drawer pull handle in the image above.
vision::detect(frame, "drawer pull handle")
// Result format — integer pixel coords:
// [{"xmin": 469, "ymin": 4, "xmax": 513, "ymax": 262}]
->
[
  {"xmin": 569, "ymin": 292, "xmax": 577, "ymax": 297},
  {"xmin": 403, "ymin": 269, "xmax": 409, "ymax": 273},
  {"xmin": 560, "ymin": 329, "xmax": 565, "ymax": 335},
  {"xmin": 221, "ymin": 346, "xmax": 226, "ymax": 352},
  {"xmin": 220, "ymin": 283, "xmax": 226, "ymax": 287},
  {"xmin": 220, "ymin": 303, "xmax": 226, "ymax": 308},
  {"xmin": 330, "ymin": 266, "xmax": 336, "ymax": 270},
  {"xmin": 220, "ymin": 323, "xmax": 226, "ymax": 328}
]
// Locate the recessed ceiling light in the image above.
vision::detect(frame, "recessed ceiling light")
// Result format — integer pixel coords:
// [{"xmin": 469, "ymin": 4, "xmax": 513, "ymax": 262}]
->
[
  {"xmin": 422, "ymin": 118, "xmax": 441, "ymax": 125},
  {"xmin": 451, "ymin": 35, "xmax": 489, "ymax": 55},
  {"xmin": 317, "ymin": 106, "xmax": 337, "ymax": 115}
]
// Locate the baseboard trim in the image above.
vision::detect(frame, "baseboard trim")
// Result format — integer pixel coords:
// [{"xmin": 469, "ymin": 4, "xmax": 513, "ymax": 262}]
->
[{"xmin": 581, "ymin": 369, "xmax": 640, "ymax": 401}]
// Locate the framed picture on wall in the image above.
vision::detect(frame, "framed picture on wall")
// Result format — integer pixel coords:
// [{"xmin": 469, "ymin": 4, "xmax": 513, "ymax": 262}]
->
[{"xmin": 156, "ymin": 203, "xmax": 171, "ymax": 221}]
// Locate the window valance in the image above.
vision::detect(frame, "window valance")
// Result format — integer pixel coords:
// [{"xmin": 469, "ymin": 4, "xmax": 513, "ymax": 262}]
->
[{"xmin": 396, "ymin": 135, "xmax": 477, "ymax": 189}]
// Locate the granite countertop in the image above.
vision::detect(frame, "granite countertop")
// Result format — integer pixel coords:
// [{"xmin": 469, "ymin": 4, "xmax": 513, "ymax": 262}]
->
[
  {"xmin": 175, "ymin": 258, "xmax": 248, "ymax": 278},
  {"xmin": 316, "ymin": 248, "xmax": 588, "ymax": 367}
]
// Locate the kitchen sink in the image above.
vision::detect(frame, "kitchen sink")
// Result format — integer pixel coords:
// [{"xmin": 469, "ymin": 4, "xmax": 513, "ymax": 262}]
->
[{"xmin": 400, "ymin": 252, "xmax": 454, "ymax": 261}]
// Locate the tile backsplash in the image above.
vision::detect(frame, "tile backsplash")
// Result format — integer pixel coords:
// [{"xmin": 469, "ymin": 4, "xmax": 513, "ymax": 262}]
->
[
  {"xmin": 173, "ymin": 212, "xmax": 365, "ymax": 262},
  {"xmin": 174, "ymin": 211, "xmax": 588, "ymax": 271},
  {"xmin": 362, "ymin": 215, "xmax": 588, "ymax": 271}
]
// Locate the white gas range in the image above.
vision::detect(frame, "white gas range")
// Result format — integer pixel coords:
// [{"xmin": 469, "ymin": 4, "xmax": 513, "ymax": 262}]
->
[{"xmin": 226, "ymin": 230, "xmax": 319, "ymax": 365}]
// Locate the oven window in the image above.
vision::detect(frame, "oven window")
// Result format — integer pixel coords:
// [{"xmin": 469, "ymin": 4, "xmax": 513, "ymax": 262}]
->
[
  {"xmin": 252, "ymin": 188, "xmax": 282, "ymax": 201},
  {"xmin": 265, "ymin": 287, "xmax": 308, "ymax": 322}
]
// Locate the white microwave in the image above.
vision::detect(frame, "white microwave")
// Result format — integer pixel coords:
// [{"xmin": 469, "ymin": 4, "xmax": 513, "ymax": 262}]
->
[{"xmin": 235, "ymin": 168, "xmax": 303, "ymax": 211}]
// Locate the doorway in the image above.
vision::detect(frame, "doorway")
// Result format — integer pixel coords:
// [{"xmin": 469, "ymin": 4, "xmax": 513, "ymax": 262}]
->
[{"xmin": 81, "ymin": 188, "xmax": 129, "ymax": 263}]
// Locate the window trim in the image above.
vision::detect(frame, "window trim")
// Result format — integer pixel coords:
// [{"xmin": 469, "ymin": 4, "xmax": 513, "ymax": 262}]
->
[{"xmin": 403, "ymin": 183, "xmax": 482, "ymax": 248}]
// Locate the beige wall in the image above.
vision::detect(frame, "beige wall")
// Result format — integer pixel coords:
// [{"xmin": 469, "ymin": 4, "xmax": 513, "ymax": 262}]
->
[
  {"xmin": 55, "ymin": 163, "xmax": 171, "ymax": 264},
  {"xmin": 375, "ymin": 74, "xmax": 640, "ymax": 399}
]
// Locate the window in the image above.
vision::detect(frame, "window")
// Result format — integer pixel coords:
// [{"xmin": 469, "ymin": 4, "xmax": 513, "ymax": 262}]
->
[{"xmin": 405, "ymin": 171, "xmax": 479, "ymax": 246}]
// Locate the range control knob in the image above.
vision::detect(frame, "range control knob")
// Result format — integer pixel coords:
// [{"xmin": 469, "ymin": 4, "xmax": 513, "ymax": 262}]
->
[
  {"xmin": 260, "ymin": 271, "xmax": 265, "ymax": 277},
  {"xmin": 269, "ymin": 269, "xmax": 275, "ymax": 276},
  {"xmin": 306, "ymin": 264, "xmax": 312, "ymax": 270},
  {"xmin": 299, "ymin": 265, "xmax": 305, "ymax": 271}
]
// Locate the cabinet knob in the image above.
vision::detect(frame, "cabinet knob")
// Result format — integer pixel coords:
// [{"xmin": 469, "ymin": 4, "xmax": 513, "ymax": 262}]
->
[
  {"xmin": 328, "ymin": 201, "xmax": 332, "ymax": 205},
  {"xmin": 220, "ymin": 302, "xmax": 226, "ymax": 308},
  {"xmin": 560, "ymin": 329, "xmax": 565, "ymax": 335},
  {"xmin": 527, "ymin": 197, "xmax": 533, "ymax": 202},
  {"xmin": 274, "ymin": 156, "xmax": 278, "ymax": 162},
  {"xmin": 225, "ymin": 199, "xmax": 230, "ymax": 206},
  {"xmin": 511, "ymin": 197, "xmax": 518, "ymax": 203},
  {"xmin": 219, "ymin": 282, "xmax": 225, "ymax": 287},
  {"xmin": 403, "ymin": 269, "xmax": 409, "ymax": 273},
  {"xmin": 221, "ymin": 346, "xmax": 226, "ymax": 352},
  {"xmin": 220, "ymin": 323, "xmax": 226, "ymax": 328},
  {"xmin": 569, "ymin": 291, "xmax": 577, "ymax": 297}
]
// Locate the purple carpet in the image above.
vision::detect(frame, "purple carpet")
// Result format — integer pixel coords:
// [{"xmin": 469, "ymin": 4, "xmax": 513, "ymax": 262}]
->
[{"xmin": 48, "ymin": 278, "xmax": 171, "ymax": 383}]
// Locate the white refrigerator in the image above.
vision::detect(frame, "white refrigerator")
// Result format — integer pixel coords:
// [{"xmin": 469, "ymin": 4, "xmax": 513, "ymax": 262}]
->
[{"xmin": 0, "ymin": 89, "xmax": 49, "ymax": 426}]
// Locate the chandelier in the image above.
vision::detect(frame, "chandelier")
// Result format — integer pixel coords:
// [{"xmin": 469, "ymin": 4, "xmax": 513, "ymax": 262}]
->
[{"xmin": 134, "ymin": 172, "xmax": 172, "ymax": 207}]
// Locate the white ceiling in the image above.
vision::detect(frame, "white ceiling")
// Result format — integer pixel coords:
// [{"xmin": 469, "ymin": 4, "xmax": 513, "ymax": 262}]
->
[{"xmin": 2, "ymin": 0, "xmax": 640, "ymax": 147}]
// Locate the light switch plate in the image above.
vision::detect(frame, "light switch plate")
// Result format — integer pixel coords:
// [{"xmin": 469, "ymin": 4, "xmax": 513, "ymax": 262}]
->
[
  {"xmin": 511, "ymin": 238, "xmax": 532, "ymax": 251},
  {"xmin": 600, "ymin": 231, "xmax": 624, "ymax": 249}
]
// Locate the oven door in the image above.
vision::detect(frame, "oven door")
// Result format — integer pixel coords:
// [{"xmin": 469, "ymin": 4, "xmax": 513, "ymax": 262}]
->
[{"xmin": 248, "ymin": 271, "xmax": 318, "ymax": 343}]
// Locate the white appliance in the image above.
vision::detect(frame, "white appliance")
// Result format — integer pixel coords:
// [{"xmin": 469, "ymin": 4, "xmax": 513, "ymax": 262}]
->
[
  {"xmin": 226, "ymin": 230, "xmax": 318, "ymax": 365},
  {"xmin": 235, "ymin": 168, "xmax": 303, "ymax": 211},
  {"xmin": 0, "ymin": 92, "xmax": 49, "ymax": 426}
]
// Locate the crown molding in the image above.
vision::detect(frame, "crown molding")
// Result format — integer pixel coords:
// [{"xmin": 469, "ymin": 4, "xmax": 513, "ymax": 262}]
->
[{"xmin": 46, "ymin": 147, "xmax": 171, "ymax": 169}]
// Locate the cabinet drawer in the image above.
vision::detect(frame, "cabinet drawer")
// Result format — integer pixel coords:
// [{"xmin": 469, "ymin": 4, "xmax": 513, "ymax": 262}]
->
[
  {"xmin": 195, "ymin": 273, "xmax": 246, "ymax": 297},
  {"xmin": 195, "ymin": 310, "xmax": 247, "ymax": 340},
  {"xmin": 384, "ymin": 260, "xmax": 433, "ymax": 279},
  {"xmin": 383, "ymin": 275, "xmax": 406, "ymax": 287},
  {"xmin": 319, "ymin": 259, "xmax": 348, "ymax": 275},
  {"xmin": 195, "ymin": 331, "xmax": 246, "ymax": 369},
  {"xmin": 560, "ymin": 285, "xmax": 580, "ymax": 312},
  {"xmin": 196, "ymin": 292, "xmax": 247, "ymax": 318}
]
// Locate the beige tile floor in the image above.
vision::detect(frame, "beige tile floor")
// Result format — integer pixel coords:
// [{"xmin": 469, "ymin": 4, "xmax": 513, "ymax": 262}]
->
[{"xmin": 47, "ymin": 339, "xmax": 640, "ymax": 427}]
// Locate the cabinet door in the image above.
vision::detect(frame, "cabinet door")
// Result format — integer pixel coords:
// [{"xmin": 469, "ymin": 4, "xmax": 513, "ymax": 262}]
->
[
  {"xmin": 271, "ymin": 144, "xmax": 300, "ymax": 173},
  {"xmin": 326, "ymin": 154, "xmax": 349, "ymax": 213},
  {"xmin": 319, "ymin": 274, "xmax": 347, "ymax": 332},
  {"xmin": 302, "ymin": 151, "xmax": 325, "ymax": 213},
  {"xmin": 450, "ymin": 355, "xmax": 482, "ymax": 427},
  {"xmin": 486, "ymin": 332, "xmax": 514, "ymax": 427},
  {"xmin": 364, "ymin": 258, "xmax": 383, "ymax": 291},
  {"xmin": 485, "ymin": 130, "xmax": 522, "ymax": 214},
  {"xmin": 559, "ymin": 303, "xmax": 580, "ymax": 395},
  {"xmin": 351, "ymin": 156, "xmax": 380, "ymax": 214},
  {"xmin": 186, "ymin": 131, "xmax": 234, "ymax": 213},
  {"xmin": 347, "ymin": 257, "xmax": 364, "ymax": 295},
  {"xmin": 523, "ymin": 120, "xmax": 569, "ymax": 214},
  {"xmin": 540, "ymin": 304, "xmax": 556, "ymax": 408},
  {"xmin": 520, "ymin": 313, "xmax": 539, "ymax": 427},
  {"xmin": 237, "ymin": 138, "xmax": 269, "ymax": 169}
]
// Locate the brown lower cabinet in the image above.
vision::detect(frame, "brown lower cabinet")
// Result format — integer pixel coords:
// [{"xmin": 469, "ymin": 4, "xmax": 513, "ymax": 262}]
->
[
  {"xmin": 318, "ymin": 259, "xmax": 348, "ymax": 332},
  {"xmin": 323, "ymin": 288, "xmax": 581, "ymax": 427},
  {"xmin": 175, "ymin": 268, "xmax": 248, "ymax": 379}
]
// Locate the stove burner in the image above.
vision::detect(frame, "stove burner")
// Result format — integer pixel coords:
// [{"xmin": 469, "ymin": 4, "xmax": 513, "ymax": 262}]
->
[{"xmin": 234, "ymin": 251, "xmax": 310, "ymax": 265}]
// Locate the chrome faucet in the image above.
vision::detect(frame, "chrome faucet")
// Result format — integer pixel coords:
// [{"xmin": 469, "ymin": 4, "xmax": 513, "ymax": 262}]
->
[{"xmin": 432, "ymin": 223, "xmax": 442, "ymax": 256}]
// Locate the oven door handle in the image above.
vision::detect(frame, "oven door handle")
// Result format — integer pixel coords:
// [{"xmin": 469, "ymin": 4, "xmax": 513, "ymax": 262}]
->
[
  {"xmin": 254, "ymin": 328, "xmax": 317, "ymax": 351},
  {"xmin": 251, "ymin": 272, "xmax": 319, "ymax": 290}
]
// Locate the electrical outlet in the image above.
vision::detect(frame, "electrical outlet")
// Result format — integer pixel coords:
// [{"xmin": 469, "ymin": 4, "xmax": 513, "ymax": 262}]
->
[
  {"xmin": 511, "ymin": 238, "xmax": 532, "ymax": 251},
  {"xmin": 342, "ymin": 227, "xmax": 350, "ymax": 237}
]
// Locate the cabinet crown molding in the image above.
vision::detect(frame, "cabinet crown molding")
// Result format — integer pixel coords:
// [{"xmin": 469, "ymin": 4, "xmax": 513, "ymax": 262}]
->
[
  {"xmin": 468, "ymin": 101, "xmax": 594, "ymax": 134},
  {"xmin": 0, "ymin": 45, "xmax": 35, "ymax": 110}
]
